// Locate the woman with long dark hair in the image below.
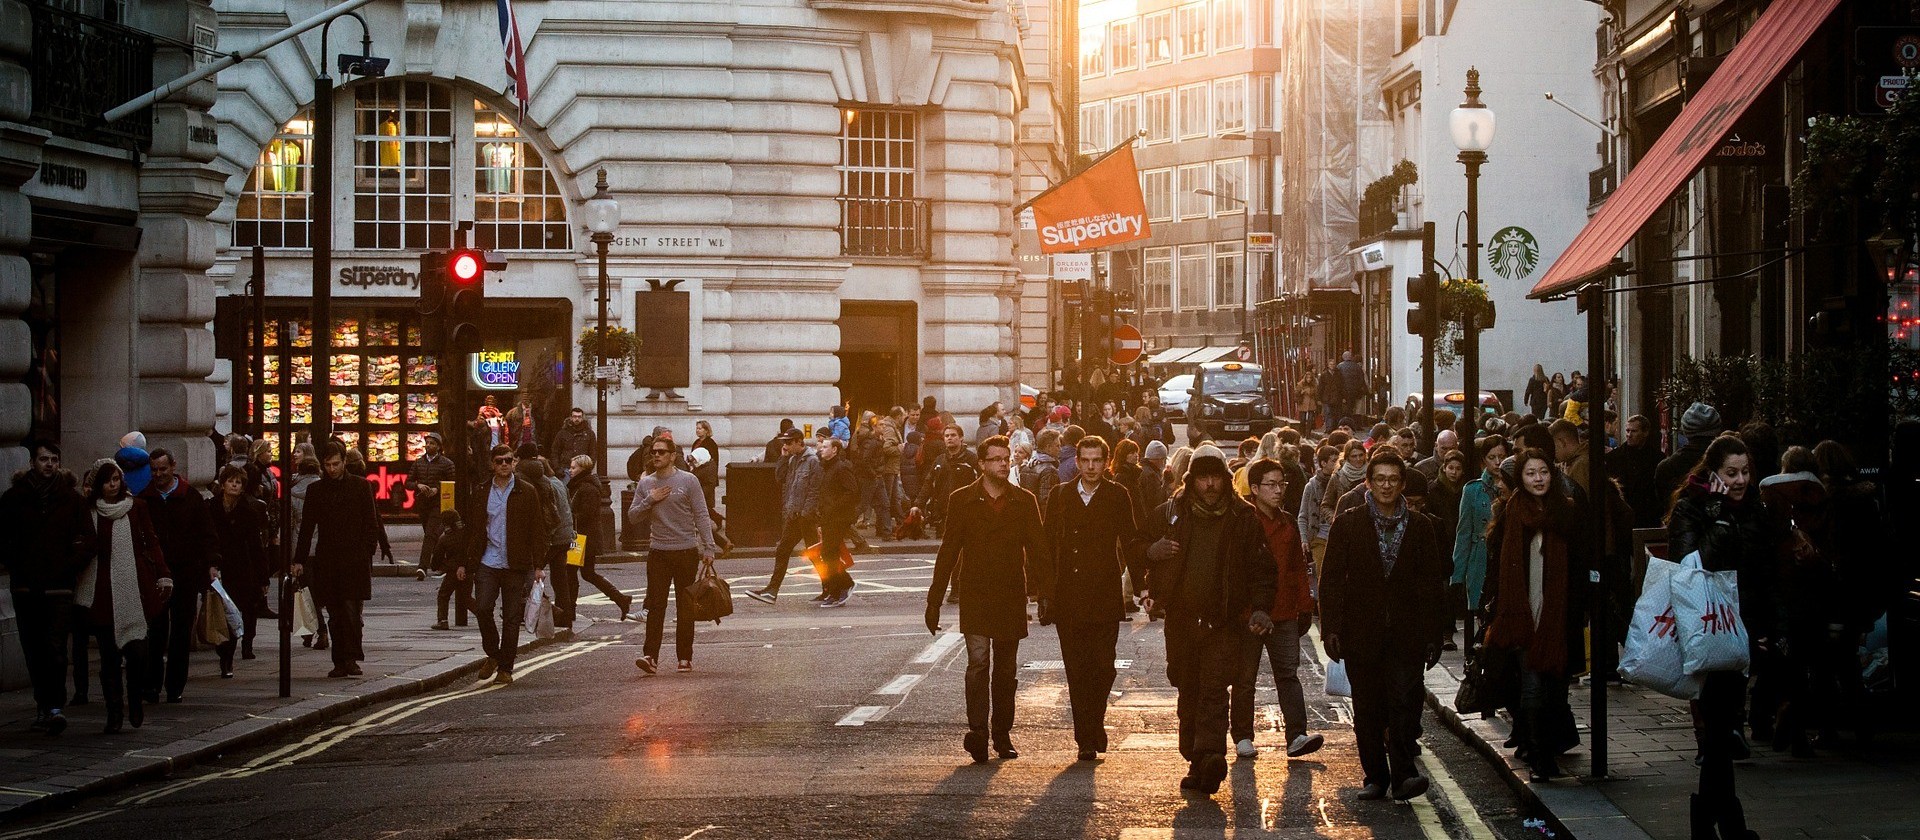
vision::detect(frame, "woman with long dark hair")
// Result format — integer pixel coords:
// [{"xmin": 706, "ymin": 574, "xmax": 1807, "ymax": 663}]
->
[
  {"xmin": 210, "ymin": 465, "xmax": 271, "ymax": 672},
  {"xmin": 76, "ymin": 461, "xmax": 172, "ymax": 733},
  {"xmin": 1482, "ymin": 448, "xmax": 1586, "ymax": 780},
  {"xmin": 1667, "ymin": 434, "xmax": 1773, "ymax": 840}
]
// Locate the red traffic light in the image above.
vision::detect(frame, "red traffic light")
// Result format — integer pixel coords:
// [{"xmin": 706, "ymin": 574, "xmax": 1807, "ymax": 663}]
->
[{"xmin": 449, "ymin": 249, "xmax": 483, "ymax": 284}]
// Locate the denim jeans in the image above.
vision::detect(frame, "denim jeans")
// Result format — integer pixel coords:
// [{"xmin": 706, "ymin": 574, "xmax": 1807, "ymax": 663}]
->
[
  {"xmin": 1232, "ymin": 619, "xmax": 1309, "ymax": 743},
  {"xmin": 473, "ymin": 566, "xmax": 532, "ymax": 673}
]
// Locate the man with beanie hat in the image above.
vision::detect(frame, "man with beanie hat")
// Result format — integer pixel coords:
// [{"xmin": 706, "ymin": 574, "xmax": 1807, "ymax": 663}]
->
[
  {"xmin": 1655, "ymin": 402, "xmax": 1721, "ymax": 502},
  {"xmin": 409, "ymin": 432, "xmax": 458, "ymax": 581},
  {"xmin": 1135, "ymin": 440, "xmax": 1171, "ymax": 525},
  {"xmin": 1141, "ymin": 445, "xmax": 1278, "ymax": 795}
]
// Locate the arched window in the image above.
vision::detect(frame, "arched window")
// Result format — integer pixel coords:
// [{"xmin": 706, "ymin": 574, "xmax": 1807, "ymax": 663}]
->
[{"xmin": 234, "ymin": 79, "xmax": 572, "ymax": 252}]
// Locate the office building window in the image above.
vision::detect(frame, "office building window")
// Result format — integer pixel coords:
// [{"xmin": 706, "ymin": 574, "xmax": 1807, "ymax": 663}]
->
[
  {"xmin": 235, "ymin": 110, "xmax": 314, "ymax": 249},
  {"xmin": 1176, "ymin": 163, "xmax": 1209, "ymax": 219},
  {"xmin": 1213, "ymin": 158, "xmax": 1246, "ymax": 214},
  {"xmin": 1253, "ymin": 0, "xmax": 1273, "ymax": 46},
  {"xmin": 1110, "ymin": 18, "xmax": 1139, "ymax": 71},
  {"xmin": 1142, "ymin": 168, "xmax": 1172, "ymax": 222},
  {"xmin": 1143, "ymin": 11, "xmax": 1173, "ymax": 64},
  {"xmin": 1145, "ymin": 247, "xmax": 1173, "ymax": 311},
  {"xmin": 839, "ymin": 107, "xmax": 926, "ymax": 258},
  {"xmin": 1215, "ymin": 0, "xmax": 1244, "ymax": 51},
  {"xmin": 1177, "ymin": 3, "xmax": 1207, "ymax": 58},
  {"xmin": 1144, "ymin": 89, "xmax": 1173, "ymax": 143},
  {"xmin": 1215, "ymin": 241, "xmax": 1244, "ymax": 308},
  {"xmin": 1255, "ymin": 74, "xmax": 1275, "ymax": 129},
  {"xmin": 1079, "ymin": 101, "xmax": 1108, "ymax": 153},
  {"xmin": 1176, "ymin": 244, "xmax": 1210, "ymax": 311},
  {"xmin": 351, "ymin": 79, "xmax": 455, "ymax": 250},
  {"xmin": 1177, "ymin": 83, "xmax": 1208, "ymax": 139},
  {"xmin": 1109, "ymin": 96, "xmax": 1139, "ymax": 145},
  {"xmin": 1080, "ymin": 25, "xmax": 1106, "ymax": 77},
  {"xmin": 1214, "ymin": 75, "xmax": 1246, "ymax": 134}
]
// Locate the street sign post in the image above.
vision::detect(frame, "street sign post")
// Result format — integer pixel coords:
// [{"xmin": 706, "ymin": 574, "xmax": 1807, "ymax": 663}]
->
[
  {"xmin": 593, "ymin": 364, "xmax": 619, "ymax": 382},
  {"xmin": 1110, "ymin": 324, "xmax": 1143, "ymax": 365}
]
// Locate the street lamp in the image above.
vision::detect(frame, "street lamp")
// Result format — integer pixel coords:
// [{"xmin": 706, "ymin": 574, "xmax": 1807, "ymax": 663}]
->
[
  {"xmin": 1450, "ymin": 67, "xmax": 1495, "ymax": 440},
  {"xmin": 583, "ymin": 168, "xmax": 621, "ymax": 480},
  {"xmin": 310, "ymin": 14, "xmax": 385, "ymax": 446},
  {"xmin": 1195, "ymin": 187, "xmax": 1253, "ymax": 339},
  {"xmin": 1221, "ymin": 131, "xmax": 1274, "ymax": 312}
]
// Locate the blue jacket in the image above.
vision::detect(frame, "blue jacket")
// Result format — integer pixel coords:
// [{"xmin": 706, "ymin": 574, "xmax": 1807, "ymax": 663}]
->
[{"xmin": 1451, "ymin": 470, "xmax": 1498, "ymax": 609}]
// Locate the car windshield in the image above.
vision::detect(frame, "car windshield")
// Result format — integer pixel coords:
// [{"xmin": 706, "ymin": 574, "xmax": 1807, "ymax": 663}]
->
[
  {"xmin": 1202, "ymin": 371, "xmax": 1262, "ymax": 394},
  {"xmin": 1161, "ymin": 375, "xmax": 1192, "ymax": 392}
]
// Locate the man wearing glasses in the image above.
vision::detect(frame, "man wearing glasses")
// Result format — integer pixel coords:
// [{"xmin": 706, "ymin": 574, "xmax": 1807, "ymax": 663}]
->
[
  {"xmin": 459, "ymin": 445, "xmax": 549, "ymax": 686},
  {"xmin": 1235, "ymin": 459, "xmax": 1324, "ymax": 761},
  {"xmin": 628, "ymin": 437, "xmax": 716, "ymax": 674},
  {"xmin": 1040, "ymin": 435, "xmax": 1141, "ymax": 761}
]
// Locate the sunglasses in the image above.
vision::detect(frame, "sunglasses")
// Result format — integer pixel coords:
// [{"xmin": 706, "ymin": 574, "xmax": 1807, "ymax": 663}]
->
[{"xmin": 650, "ymin": 448, "xmax": 673, "ymax": 455}]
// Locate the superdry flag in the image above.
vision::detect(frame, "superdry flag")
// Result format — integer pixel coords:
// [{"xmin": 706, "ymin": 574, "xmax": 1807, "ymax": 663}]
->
[
  {"xmin": 1027, "ymin": 144, "xmax": 1152, "ymax": 255},
  {"xmin": 496, "ymin": 0, "xmax": 530, "ymax": 123}
]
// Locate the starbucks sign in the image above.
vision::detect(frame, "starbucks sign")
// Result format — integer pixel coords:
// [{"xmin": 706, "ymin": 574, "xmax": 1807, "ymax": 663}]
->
[{"xmin": 1489, "ymin": 226, "xmax": 1539, "ymax": 281}]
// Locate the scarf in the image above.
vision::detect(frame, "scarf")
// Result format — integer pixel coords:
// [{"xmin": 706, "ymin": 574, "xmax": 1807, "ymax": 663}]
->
[
  {"xmin": 1337, "ymin": 462, "xmax": 1366, "ymax": 486},
  {"xmin": 1487, "ymin": 493, "xmax": 1570, "ymax": 675},
  {"xmin": 1187, "ymin": 491, "xmax": 1231, "ymax": 521},
  {"xmin": 75, "ymin": 497, "xmax": 148, "ymax": 650},
  {"xmin": 1365, "ymin": 495, "xmax": 1408, "ymax": 575}
]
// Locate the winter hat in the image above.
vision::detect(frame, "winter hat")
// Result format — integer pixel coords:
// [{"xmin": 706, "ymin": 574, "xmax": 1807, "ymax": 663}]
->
[
  {"xmin": 1185, "ymin": 444, "xmax": 1232, "ymax": 483},
  {"xmin": 1401, "ymin": 469, "xmax": 1429, "ymax": 497},
  {"xmin": 1050, "ymin": 405, "xmax": 1072, "ymax": 422},
  {"xmin": 1144, "ymin": 440, "xmax": 1169, "ymax": 463},
  {"xmin": 425, "ymin": 432, "xmax": 444, "ymax": 445},
  {"xmin": 120, "ymin": 431, "xmax": 147, "ymax": 450},
  {"xmin": 1498, "ymin": 455, "xmax": 1519, "ymax": 487},
  {"xmin": 1678, "ymin": 402, "xmax": 1722, "ymax": 437}
]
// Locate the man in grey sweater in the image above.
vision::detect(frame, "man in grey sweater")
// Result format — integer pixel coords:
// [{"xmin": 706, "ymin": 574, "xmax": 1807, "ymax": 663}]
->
[{"xmin": 628, "ymin": 438, "xmax": 717, "ymax": 674}]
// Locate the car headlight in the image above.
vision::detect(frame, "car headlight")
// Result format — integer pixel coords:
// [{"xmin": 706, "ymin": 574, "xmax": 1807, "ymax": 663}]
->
[
  {"xmin": 1202, "ymin": 403, "xmax": 1222, "ymax": 417},
  {"xmin": 1254, "ymin": 402, "xmax": 1271, "ymax": 416}
]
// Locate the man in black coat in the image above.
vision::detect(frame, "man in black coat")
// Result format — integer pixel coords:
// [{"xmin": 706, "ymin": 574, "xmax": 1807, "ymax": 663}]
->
[
  {"xmin": 911, "ymin": 424, "xmax": 980, "ymax": 535},
  {"xmin": 1043, "ymin": 436, "xmax": 1142, "ymax": 761},
  {"xmin": 1, "ymin": 442, "xmax": 91, "ymax": 734},
  {"xmin": 1141, "ymin": 445, "xmax": 1278, "ymax": 796},
  {"xmin": 408, "ymin": 432, "xmax": 458, "ymax": 577},
  {"xmin": 926, "ymin": 435, "xmax": 1052, "ymax": 764},
  {"xmin": 1320, "ymin": 449, "xmax": 1449, "ymax": 802},
  {"xmin": 1654, "ymin": 402, "xmax": 1721, "ymax": 504},
  {"xmin": 460, "ymin": 444, "xmax": 550, "ymax": 684},
  {"xmin": 1607, "ymin": 414, "xmax": 1667, "ymax": 528},
  {"xmin": 294, "ymin": 442, "xmax": 380, "ymax": 678},
  {"xmin": 138, "ymin": 448, "xmax": 222, "ymax": 702}
]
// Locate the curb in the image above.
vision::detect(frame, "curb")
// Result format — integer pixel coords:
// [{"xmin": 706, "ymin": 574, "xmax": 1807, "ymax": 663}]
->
[
  {"xmin": 0, "ymin": 635, "xmax": 561, "ymax": 826},
  {"xmin": 1423, "ymin": 668, "xmax": 1655, "ymax": 840}
]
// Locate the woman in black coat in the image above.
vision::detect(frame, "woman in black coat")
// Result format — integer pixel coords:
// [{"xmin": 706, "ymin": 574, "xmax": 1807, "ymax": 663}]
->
[
  {"xmin": 210, "ymin": 466, "xmax": 271, "ymax": 667},
  {"xmin": 566, "ymin": 455, "xmax": 632, "ymax": 621},
  {"xmin": 1666, "ymin": 433, "xmax": 1775, "ymax": 840}
]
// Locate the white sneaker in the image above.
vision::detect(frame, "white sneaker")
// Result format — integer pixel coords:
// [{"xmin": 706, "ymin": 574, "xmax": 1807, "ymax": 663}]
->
[
  {"xmin": 1236, "ymin": 738, "xmax": 1258, "ymax": 758},
  {"xmin": 1287, "ymin": 732, "xmax": 1326, "ymax": 757}
]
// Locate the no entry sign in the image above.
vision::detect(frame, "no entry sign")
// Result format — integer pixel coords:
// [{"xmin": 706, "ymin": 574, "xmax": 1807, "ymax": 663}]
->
[{"xmin": 1111, "ymin": 324, "xmax": 1144, "ymax": 365}]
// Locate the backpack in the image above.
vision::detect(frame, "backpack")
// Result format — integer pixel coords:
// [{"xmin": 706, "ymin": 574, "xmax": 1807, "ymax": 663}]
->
[{"xmin": 1020, "ymin": 453, "xmax": 1057, "ymax": 489}]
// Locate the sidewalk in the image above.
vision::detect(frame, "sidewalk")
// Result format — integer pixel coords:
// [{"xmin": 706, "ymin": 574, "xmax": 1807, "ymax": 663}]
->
[
  {"xmin": 1423, "ymin": 644, "xmax": 1920, "ymax": 839},
  {"xmin": 0, "ymin": 552, "xmax": 642, "ymax": 824}
]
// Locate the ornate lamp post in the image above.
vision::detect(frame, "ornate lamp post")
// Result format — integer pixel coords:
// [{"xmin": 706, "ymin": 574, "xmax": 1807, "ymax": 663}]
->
[
  {"xmin": 1450, "ymin": 68, "xmax": 1495, "ymax": 439},
  {"xmin": 582, "ymin": 169, "xmax": 621, "ymax": 479}
]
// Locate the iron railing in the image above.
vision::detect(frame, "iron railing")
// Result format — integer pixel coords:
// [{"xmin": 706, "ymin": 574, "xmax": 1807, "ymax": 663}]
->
[
  {"xmin": 29, "ymin": 2, "xmax": 154, "ymax": 149},
  {"xmin": 838, "ymin": 196, "xmax": 931, "ymax": 258}
]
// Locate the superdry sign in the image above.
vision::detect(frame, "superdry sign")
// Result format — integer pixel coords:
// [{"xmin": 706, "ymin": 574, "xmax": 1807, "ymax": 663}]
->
[{"xmin": 1025, "ymin": 144, "xmax": 1152, "ymax": 255}]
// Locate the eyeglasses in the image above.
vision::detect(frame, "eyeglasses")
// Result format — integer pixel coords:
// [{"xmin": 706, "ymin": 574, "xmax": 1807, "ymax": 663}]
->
[
  {"xmin": 493, "ymin": 457, "xmax": 516, "ymax": 465},
  {"xmin": 650, "ymin": 449, "xmax": 673, "ymax": 455}
]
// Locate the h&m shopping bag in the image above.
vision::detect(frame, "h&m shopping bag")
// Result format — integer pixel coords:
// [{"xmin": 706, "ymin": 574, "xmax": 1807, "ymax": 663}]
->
[
  {"xmin": 1670, "ymin": 550, "xmax": 1751, "ymax": 675},
  {"xmin": 524, "ymin": 578, "xmax": 556, "ymax": 639},
  {"xmin": 1619, "ymin": 550, "xmax": 1703, "ymax": 699}
]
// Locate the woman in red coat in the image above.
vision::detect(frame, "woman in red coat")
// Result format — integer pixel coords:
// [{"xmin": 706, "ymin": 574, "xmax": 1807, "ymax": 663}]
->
[{"xmin": 76, "ymin": 460, "xmax": 172, "ymax": 733}]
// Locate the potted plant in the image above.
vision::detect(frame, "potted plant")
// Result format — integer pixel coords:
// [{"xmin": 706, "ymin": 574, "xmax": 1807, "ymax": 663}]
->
[{"xmin": 576, "ymin": 325, "xmax": 639, "ymax": 388}]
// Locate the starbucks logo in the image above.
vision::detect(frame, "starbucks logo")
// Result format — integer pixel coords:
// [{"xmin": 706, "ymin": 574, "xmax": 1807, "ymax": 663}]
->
[{"xmin": 1489, "ymin": 226, "xmax": 1539, "ymax": 281}]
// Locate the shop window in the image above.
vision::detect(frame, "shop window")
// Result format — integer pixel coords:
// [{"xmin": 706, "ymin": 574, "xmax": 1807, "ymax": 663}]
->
[
  {"xmin": 1177, "ymin": 3, "xmax": 1208, "ymax": 59},
  {"xmin": 235, "ymin": 111, "xmax": 314, "ymax": 249},
  {"xmin": 1144, "ymin": 247, "xmax": 1172, "ymax": 311},
  {"xmin": 473, "ymin": 101, "xmax": 570, "ymax": 251},
  {"xmin": 352, "ymin": 79, "xmax": 454, "ymax": 250},
  {"xmin": 839, "ymin": 107, "xmax": 926, "ymax": 258},
  {"xmin": 1176, "ymin": 244, "xmax": 1210, "ymax": 311}
]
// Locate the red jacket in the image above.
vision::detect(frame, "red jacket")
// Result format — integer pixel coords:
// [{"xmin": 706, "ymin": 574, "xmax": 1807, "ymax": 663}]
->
[{"xmin": 1252, "ymin": 503, "xmax": 1315, "ymax": 622}]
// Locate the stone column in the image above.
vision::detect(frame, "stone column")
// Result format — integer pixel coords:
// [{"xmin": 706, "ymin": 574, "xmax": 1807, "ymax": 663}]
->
[
  {"xmin": 133, "ymin": 0, "xmax": 226, "ymax": 479},
  {"xmin": 0, "ymin": 0, "xmax": 48, "ymax": 478}
]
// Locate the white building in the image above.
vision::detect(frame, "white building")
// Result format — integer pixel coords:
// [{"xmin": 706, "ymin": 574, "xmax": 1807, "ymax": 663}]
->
[{"xmin": 1349, "ymin": 0, "xmax": 1601, "ymax": 413}]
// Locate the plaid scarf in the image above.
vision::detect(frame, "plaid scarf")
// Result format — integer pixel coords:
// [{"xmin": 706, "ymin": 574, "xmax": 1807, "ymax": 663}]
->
[{"xmin": 1365, "ymin": 494, "xmax": 1408, "ymax": 575}]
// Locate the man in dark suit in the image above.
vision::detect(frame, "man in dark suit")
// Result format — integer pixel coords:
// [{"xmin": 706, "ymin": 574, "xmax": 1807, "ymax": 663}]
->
[
  {"xmin": 1320, "ymin": 448, "xmax": 1449, "ymax": 802},
  {"xmin": 1042, "ymin": 435, "xmax": 1141, "ymax": 761},
  {"xmin": 1141, "ymin": 445, "xmax": 1278, "ymax": 796},
  {"xmin": 926, "ymin": 435, "xmax": 1052, "ymax": 764},
  {"xmin": 293, "ymin": 441, "xmax": 379, "ymax": 679},
  {"xmin": 138, "ymin": 448, "xmax": 222, "ymax": 702}
]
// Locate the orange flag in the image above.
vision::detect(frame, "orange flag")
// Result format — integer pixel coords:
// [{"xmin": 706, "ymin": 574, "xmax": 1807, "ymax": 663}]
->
[{"xmin": 1029, "ymin": 145, "xmax": 1152, "ymax": 254}]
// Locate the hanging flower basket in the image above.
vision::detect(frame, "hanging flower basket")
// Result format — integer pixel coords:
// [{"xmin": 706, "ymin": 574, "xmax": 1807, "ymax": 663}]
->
[
  {"xmin": 1433, "ymin": 280, "xmax": 1493, "ymax": 370},
  {"xmin": 577, "ymin": 325, "xmax": 639, "ymax": 388}
]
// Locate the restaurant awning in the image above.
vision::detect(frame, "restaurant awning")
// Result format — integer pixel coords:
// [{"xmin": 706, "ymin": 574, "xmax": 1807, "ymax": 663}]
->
[
  {"xmin": 1181, "ymin": 346, "xmax": 1242, "ymax": 364},
  {"xmin": 1529, "ymin": 0, "xmax": 1843, "ymax": 301},
  {"xmin": 1146, "ymin": 346, "xmax": 1202, "ymax": 365}
]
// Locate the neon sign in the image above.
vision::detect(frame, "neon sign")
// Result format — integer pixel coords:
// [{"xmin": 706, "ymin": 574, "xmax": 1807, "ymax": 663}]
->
[{"xmin": 470, "ymin": 350, "xmax": 519, "ymax": 390}]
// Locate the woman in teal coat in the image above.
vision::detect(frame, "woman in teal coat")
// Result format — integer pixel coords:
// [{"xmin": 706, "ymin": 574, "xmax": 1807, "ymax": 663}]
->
[{"xmin": 1452, "ymin": 435, "xmax": 1510, "ymax": 618}]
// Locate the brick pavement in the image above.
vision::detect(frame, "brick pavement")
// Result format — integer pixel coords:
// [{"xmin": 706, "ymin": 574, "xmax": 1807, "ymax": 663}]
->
[{"xmin": 1424, "ymin": 641, "xmax": 1920, "ymax": 839}]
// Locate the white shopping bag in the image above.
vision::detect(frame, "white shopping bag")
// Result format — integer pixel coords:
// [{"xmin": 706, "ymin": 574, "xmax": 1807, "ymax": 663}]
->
[
  {"xmin": 1619, "ymin": 551, "xmax": 1703, "ymax": 699},
  {"xmin": 524, "ymin": 578, "xmax": 556, "ymax": 640},
  {"xmin": 1669, "ymin": 550, "xmax": 1751, "ymax": 675},
  {"xmin": 1324, "ymin": 660, "xmax": 1353, "ymax": 698},
  {"xmin": 211, "ymin": 579, "xmax": 245, "ymax": 641},
  {"xmin": 292, "ymin": 588, "xmax": 320, "ymax": 637}
]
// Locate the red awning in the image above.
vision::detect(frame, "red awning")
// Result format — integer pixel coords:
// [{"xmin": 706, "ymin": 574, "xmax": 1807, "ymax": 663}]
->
[{"xmin": 1530, "ymin": 0, "xmax": 1842, "ymax": 300}]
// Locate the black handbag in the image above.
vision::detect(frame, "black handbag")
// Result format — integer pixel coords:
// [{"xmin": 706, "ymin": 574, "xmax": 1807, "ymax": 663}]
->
[{"xmin": 1455, "ymin": 644, "xmax": 1519, "ymax": 717}]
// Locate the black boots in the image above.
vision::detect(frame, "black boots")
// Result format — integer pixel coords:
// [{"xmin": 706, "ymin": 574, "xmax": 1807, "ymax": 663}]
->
[{"xmin": 1690, "ymin": 793, "xmax": 1760, "ymax": 840}]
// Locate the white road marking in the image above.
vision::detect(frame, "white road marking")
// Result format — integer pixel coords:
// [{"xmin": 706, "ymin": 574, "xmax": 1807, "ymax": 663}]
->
[
  {"xmin": 1022, "ymin": 660, "xmax": 1134, "ymax": 670},
  {"xmin": 835, "ymin": 705, "xmax": 891, "ymax": 726},
  {"xmin": 910, "ymin": 631, "xmax": 964, "ymax": 664},
  {"xmin": 873, "ymin": 674, "xmax": 923, "ymax": 695},
  {"xmin": 1420, "ymin": 749, "xmax": 1500, "ymax": 840}
]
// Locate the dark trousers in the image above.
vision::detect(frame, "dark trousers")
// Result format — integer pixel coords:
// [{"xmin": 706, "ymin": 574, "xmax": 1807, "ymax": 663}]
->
[
  {"xmin": 1058, "ymin": 620, "xmax": 1119, "ymax": 751},
  {"xmin": 70, "ymin": 604, "xmax": 90, "ymax": 699},
  {"xmin": 1515, "ymin": 668, "xmax": 1574, "ymax": 766},
  {"xmin": 437, "ymin": 570, "xmax": 473, "ymax": 624},
  {"xmin": 87, "ymin": 624, "xmax": 148, "ymax": 717},
  {"xmin": 1347, "ymin": 653, "xmax": 1425, "ymax": 787},
  {"xmin": 14, "ymin": 590, "xmax": 73, "ymax": 713},
  {"xmin": 644, "ymin": 549, "xmax": 698, "ymax": 663},
  {"xmin": 417, "ymin": 508, "xmax": 446, "ymax": 570},
  {"xmin": 1694, "ymin": 670, "xmax": 1746, "ymax": 801},
  {"xmin": 474, "ymin": 566, "xmax": 533, "ymax": 673},
  {"xmin": 315, "ymin": 594, "xmax": 365, "ymax": 668},
  {"xmin": 818, "ymin": 518, "xmax": 855, "ymax": 597},
  {"xmin": 578, "ymin": 552, "xmax": 625, "ymax": 609},
  {"xmin": 1167, "ymin": 618, "xmax": 1238, "ymax": 766},
  {"xmin": 146, "ymin": 586, "xmax": 200, "ymax": 700},
  {"xmin": 1234, "ymin": 619, "xmax": 1309, "ymax": 743},
  {"xmin": 547, "ymin": 545, "xmax": 578, "ymax": 629},
  {"xmin": 764, "ymin": 516, "xmax": 817, "ymax": 594},
  {"xmin": 963, "ymin": 634, "xmax": 1020, "ymax": 738}
]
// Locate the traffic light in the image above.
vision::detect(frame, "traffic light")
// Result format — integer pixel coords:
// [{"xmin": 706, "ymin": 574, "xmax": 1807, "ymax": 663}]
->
[
  {"xmin": 444, "ymin": 249, "xmax": 504, "ymax": 354},
  {"xmin": 417, "ymin": 250, "xmax": 447, "ymax": 316},
  {"xmin": 1406, "ymin": 272, "xmax": 1438, "ymax": 336},
  {"xmin": 1082, "ymin": 292, "xmax": 1114, "ymax": 365}
]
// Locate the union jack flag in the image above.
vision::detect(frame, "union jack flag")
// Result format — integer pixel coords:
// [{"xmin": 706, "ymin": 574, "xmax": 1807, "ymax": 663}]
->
[{"xmin": 495, "ymin": 0, "xmax": 530, "ymax": 123}]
